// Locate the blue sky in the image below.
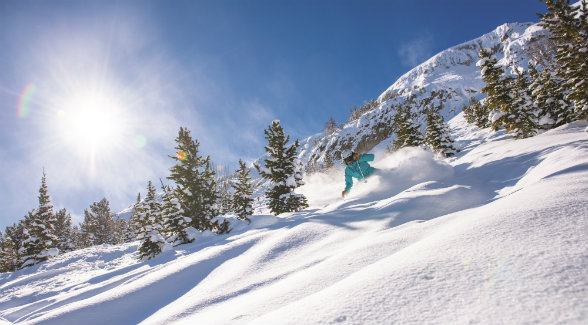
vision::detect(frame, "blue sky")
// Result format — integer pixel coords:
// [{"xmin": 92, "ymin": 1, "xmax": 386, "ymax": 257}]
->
[{"xmin": 0, "ymin": 0, "xmax": 546, "ymax": 229}]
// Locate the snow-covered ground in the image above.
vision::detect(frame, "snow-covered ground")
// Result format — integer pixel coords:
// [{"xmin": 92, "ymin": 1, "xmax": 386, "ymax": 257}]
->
[{"xmin": 1, "ymin": 117, "xmax": 587, "ymax": 325}]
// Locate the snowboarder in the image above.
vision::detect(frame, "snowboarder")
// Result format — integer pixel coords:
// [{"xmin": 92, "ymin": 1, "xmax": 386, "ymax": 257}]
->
[{"xmin": 341, "ymin": 149, "xmax": 376, "ymax": 198}]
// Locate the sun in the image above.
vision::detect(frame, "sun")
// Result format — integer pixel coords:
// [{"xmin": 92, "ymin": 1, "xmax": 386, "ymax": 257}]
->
[{"xmin": 55, "ymin": 90, "xmax": 128, "ymax": 157}]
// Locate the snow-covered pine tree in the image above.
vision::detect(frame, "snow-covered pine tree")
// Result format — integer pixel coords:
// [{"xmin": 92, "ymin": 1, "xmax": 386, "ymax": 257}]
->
[
  {"xmin": 54, "ymin": 208, "xmax": 75, "ymax": 253},
  {"xmin": 509, "ymin": 67, "xmax": 539, "ymax": 138},
  {"xmin": 424, "ymin": 107, "xmax": 459, "ymax": 157},
  {"xmin": 324, "ymin": 117, "xmax": 337, "ymax": 135},
  {"xmin": 476, "ymin": 47, "xmax": 515, "ymax": 132},
  {"xmin": 0, "ymin": 231, "xmax": 18, "ymax": 273},
  {"xmin": 256, "ymin": 121, "xmax": 308, "ymax": 216},
  {"xmin": 462, "ymin": 100, "xmax": 477, "ymax": 124},
  {"xmin": 392, "ymin": 104, "xmax": 423, "ymax": 150},
  {"xmin": 18, "ymin": 171, "xmax": 59, "ymax": 268},
  {"xmin": 79, "ymin": 209, "xmax": 97, "ymax": 248},
  {"xmin": 168, "ymin": 127, "xmax": 221, "ymax": 233},
  {"xmin": 1, "ymin": 230, "xmax": 18, "ymax": 273},
  {"xmin": 126, "ymin": 193, "xmax": 142, "ymax": 243},
  {"xmin": 70, "ymin": 225, "xmax": 85, "ymax": 250},
  {"xmin": 232, "ymin": 159, "xmax": 254, "ymax": 224},
  {"xmin": 136, "ymin": 181, "xmax": 168, "ymax": 261},
  {"xmin": 4, "ymin": 222, "xmax": 25, "ymax": 262},
  {"xmin": 217, "ymin": 175, "xmax": 233, "ymax": 216},
  {"xmin": 539, "ymin": 0, "xmax": 588, "ymax": 119},
  {"xmin": 203, "ymin": 161, "xmax": 231, "ymax": 235},
  {"xmin": 112, "ymin": 217, "xmax": 128, "ymax": 245},
  {"xmin": 90, "ymin": 198, "xmax": 116, "ymax": 245},
  {"xmin": 529, "ymin": 63, "xmax": 572, "ymax": 128},
  {"xmin": 161, "ymin": 184, "xmax": 194, "ymax": 246},
  {"xmin": 462, "ymin": 97, "xmax": 490, "ymax": 128},
  {"xmin": 324, "ymin": 152, "xmax": 334, "ymax": 170}
]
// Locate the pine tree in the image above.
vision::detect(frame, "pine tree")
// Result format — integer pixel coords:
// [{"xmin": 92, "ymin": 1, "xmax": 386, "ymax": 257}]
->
[
  {"xmin": 539, "ymin": 0, "xmax": 588, "ymax": 118},
  {"xmin": 256, "ymin": 121, "xmax": 308, "ymax": 216},
  {"xmin": 18, "ymin": 171, "xmax": 59, "ymax": 268},
  {"xmin": 324, "ymin": 117, "xmax": 337, "ymax": 135},
  {"xmin": 168, "ymin": 127, "xmax": 222, "ymax": 233},
  {"xmin": 424, "ymin": 108, "xmax": 459, "ymax": 157},
  {"xmin": 217, "ymin": 176, "xmax": 233, "ymax": 216},
  {"xmin": 90, "ymin": 198, "xmax": 116, "ymax": 245},
  {"xmin": 54, "ymin": 208, "xmax": 75, "ymax": 253},
  {"xmin": 476, "ymin": 47, "xmax": 515, "ymax": 131},
  {"xmin": 392, "ymin": 105, "xmax": 423, "ymax": 150},
  {"xmin": 136, "ymin": 181, "xmax": 168, "ymax": 260},
  {"xmin": 509, "ymin": 68, "xmax": 539, "ymax": 138},
  {"xmin": 462, "ymin": 97, "xmax": 490, "ymax": 128},
  {"xmin": 71, "ymin": 225, "xmax": 85, "ymax": 250},
  {"xmin": 126, "ymin": 193, "xmax": 142, "ymax": 243},
  {"xmin": 1, "ymin": 231, "xmax": 18, "ymax": 273},
  {"xmin": 232, "ymin": 159, "xmax": 254, "ymax": 223},
  {"xmin": 79, "ymin": 209, "xmax": 97, "ymax": 248},
  {"xmin": 161, "ymin": 184, "xmax": 194, "ymax": 246},
  {"xmin": 529, "ymin": 63, "xmax": 572, "ymax": 128},
  {"xmin": 1, "ymin": 226, "xmax": 20, "ymax": 272},
  {"xmin": 112, "ymin": 217, "xmax": 128, "ymax": 245},
  {"xmin": 324, "ymin": 152, "xmax": 334, "ymax": 170}
]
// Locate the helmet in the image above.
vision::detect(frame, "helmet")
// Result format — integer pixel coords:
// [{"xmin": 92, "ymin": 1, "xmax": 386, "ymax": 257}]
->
[{"xmin": 341, "ymin": 149, "xmax": 353, "ymax": 160}]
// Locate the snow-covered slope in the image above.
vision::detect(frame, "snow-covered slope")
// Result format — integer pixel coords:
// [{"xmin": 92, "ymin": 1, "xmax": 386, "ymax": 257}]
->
[
  {"xmin": 1, "ymin": 118, "xmax": 587, "ymax": 325},
  {"xmin": 301, "ymin": 22, "xmax": 554, "ymax": 167}
]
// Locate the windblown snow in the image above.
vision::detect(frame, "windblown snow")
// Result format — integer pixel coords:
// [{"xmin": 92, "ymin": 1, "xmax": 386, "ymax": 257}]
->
[{"xmin": 1, "ymin": 117, "xmax": 587, "ymax": 325}]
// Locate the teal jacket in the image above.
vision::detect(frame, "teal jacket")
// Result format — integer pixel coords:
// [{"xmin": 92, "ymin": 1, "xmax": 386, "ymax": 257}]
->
[{"xmin": 344, "ymin": 153, "xmax": 376, "ymax": 192}]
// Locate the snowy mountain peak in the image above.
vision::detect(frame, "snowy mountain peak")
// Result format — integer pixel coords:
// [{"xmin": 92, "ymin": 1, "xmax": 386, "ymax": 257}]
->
[{"xmin": 301, "ymin": 21, "xmax": 554, "ymax": 168}]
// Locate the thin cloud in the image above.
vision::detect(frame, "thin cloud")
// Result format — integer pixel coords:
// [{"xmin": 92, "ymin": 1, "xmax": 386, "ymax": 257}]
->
[{"xmin": 397, "ymin": 35, "xmax": 434, "ymax": 68}]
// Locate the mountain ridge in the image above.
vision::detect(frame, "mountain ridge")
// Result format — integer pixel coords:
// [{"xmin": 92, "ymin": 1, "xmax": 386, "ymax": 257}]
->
[{"xmin": 300, "ymin": 21, "xmax": 554, "ymax": 168}]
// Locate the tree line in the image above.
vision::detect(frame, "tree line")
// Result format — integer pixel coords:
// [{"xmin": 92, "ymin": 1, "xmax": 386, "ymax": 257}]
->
[{"xmin": 1, "ymin": 121, "xmax": 308, "ymax": 271}]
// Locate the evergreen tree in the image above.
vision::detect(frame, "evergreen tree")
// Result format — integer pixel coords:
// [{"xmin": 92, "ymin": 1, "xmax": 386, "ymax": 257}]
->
[
  {"xmin": 71, "ymin": 225, "xmax": 85, "ymax": 250},
  {"xmin": 324, "ymin": 117, "xmax": 337, "ymax": 135},
  {"xmin": 529, "ymin": 63, "xmax": 572, "ymax": 128},
  {"xmin": 168, "ymin": 127, "xmax": 222, "ymax": 232},
  {"xmin": 126, "ymin": 193, "xmax": 142, "ymax": 243},
  {"xmin": 1, "ymin": 225, "xmax": 21, "ymax": 272},
  {"xmin": 217, "ymin": 176, "xmax": 233, "ymax": 216},
  {"xmin": 539, "ymin": 0, "xmax": 588, "ymax": 118},
  {"xmin": 324, "ymin": 152, "xmax": 334, "ymax": 170},
  {"xmin": 462, "ymin": 97, "xmax": 490, "ymax": 128},
  {"xmin": 462, "ymin": 99, "xmax": 477, "ymax": 124},
  {"xmin": 18, "ymin": 171, "xmax": 59, "ymax": 268},
  {"xmin": 135, "ymin": 181, "xmax": 168, "ymax": 260},
  {"xmin": 424, "ymin": 108, "xmax": 459, "ymax": 157},
  {"xmin": 79, "ymin": 209, "xmax": 97, "ymax": 248},
  {"xmin": 476, "ymin": 47, "xmax": 515, "ymax": 131},
  {"xmin": 161, "ymin": 184, "xmax": 194, "ymax": 246},
  {"xmin": 90, "ymin": 198, "xmax": 116, "ymax": 245},
  {"xmin": 509, "ymin": 68, "xmax": 539, "ymax": 138},
  {"xmin": 1, "ymin": 231, "xmax": 18, "ymax": 273},
  {"xmin": 392, "ymin": 105, "xmax": 423, "ymax": 150},
  {"xmin": 232, "ymin": 159, "xmax": 254, "ymax": 224},
  {"xmin": 54, "ymin": 208, "xmax": 75, "ymax": 253},
  {"xmin": 112, "ymin": 217, "xmax": 128, "ymax": 245},
  {"xmin": 256, "ymin": 121, "xmax": 308, "ymax": 215}
]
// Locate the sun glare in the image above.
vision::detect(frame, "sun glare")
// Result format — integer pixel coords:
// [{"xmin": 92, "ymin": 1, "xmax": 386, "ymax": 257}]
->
[{"xmin": 55, "ymin": 91, "xmax": 128, "ymax": 157}]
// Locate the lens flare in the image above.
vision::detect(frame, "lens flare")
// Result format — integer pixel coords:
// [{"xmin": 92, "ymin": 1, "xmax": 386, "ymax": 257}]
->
[
  {"xmin": 176, "ymin": 151, "xmax": 187, "ymax": 161},
  {"xmin": 134, "ymin": 135, "xmax": 147, "ymax": 148},
  {"xmin": 18, "ymin": 83, "xmax": 36, "ymax": 118}
]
